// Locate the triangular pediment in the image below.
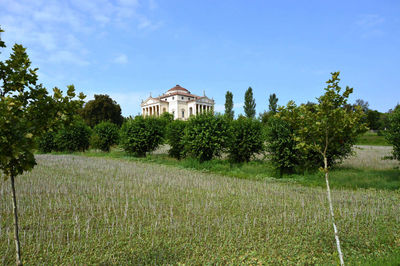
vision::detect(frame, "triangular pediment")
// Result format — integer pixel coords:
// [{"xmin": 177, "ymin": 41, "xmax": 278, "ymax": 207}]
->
[{"xmin": 142, "ymin": 97, "xmax": 160, "ymax": 106}]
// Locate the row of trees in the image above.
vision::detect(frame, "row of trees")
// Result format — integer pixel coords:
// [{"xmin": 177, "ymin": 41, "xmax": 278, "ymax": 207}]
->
[{"xmin": 225, "ymin": 85, "xmax": 392, "ymax": 133}]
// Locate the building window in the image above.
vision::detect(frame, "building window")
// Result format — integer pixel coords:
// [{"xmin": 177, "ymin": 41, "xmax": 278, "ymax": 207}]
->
[
  {"xmin": 182, "ymin": 110, "xmax": 184, "ymax": 118},
  {"xmin": 172, "ymin": 111, "xmax": 175, "ymax": 116},
  {"xmin": 181, "ymin": 97, "xmax": 184, "ymax": 100},
  {"xmin": 172, "ymin": 97, "xmax": 174, "ymax": 100}
]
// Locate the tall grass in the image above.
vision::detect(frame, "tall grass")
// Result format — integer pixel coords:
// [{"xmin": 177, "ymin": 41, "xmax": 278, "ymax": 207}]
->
[{"xmin": 1, "ymin": 155, "xmax": 399, "ymax": 264}]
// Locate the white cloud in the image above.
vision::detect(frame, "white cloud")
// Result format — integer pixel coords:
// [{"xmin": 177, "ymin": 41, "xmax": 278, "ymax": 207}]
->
[
  {"xmin": 356, "ymin": 14, "xmax": 385, "ymax": 28},
  {"xmin": 114, "ymin": 54, "xmax": 129, "ymax": 64},
  {"xmin": 355, "ymin": 14, "xmax": 385, "ymax": 39},
  {"xmin": 0, "ymin": 0, "xmax": 162, "ymax": 67}
]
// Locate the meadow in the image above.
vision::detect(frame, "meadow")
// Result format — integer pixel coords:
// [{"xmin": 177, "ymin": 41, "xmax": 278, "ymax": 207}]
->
[{"xmin": 1, "ymin": 148, "xmax": 400, "ymax": 264}]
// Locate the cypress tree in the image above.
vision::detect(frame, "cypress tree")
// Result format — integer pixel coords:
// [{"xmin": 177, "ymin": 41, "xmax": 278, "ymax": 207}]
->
[
  {"xmin": 224, "ymin": 91, "xmax": 234, "ymax": 119},
  {"xmin": 244, "ymin": 87, "xmax": 256, "ymax": 118}
]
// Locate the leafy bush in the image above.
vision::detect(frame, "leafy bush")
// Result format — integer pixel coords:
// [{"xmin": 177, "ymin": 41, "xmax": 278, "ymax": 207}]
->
[
  {"xmin": 37, "ymin": 132, "xmax": 57, "ymax": 153},
  {"xmin": 90, "ymin": 121, "xmax": 119, "ymax": 152},
  {"xmin": 119, "ymin": 116, "xmax": 164, "ymax": 157},
  {"xmin": 385, "ymin": 107, "xmax": 400, "ymax": 161},
  {"xmin": 54, "ymin": 120, "xmax": 91, "ymax": 152},
  {"xmin": 265, "ymin": 115, "xmax": 300, "ymax": 176},
  {"xmin": 184, "ymin": 113, "xmax": 230, "ymax": 162},
  {"xmin": 228, "ymin": 116, "xmax": 264, "ymax": 163},
  {"xmin": 166, "ymin": 120, "xmax": 186, "ymax": 159}
]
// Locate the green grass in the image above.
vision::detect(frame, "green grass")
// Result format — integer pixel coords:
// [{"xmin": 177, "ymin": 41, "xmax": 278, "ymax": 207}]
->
[
  {"xmin": 70, "ymin": 148, "xmax": 400, "ymax": 191},
  {"xmin": 356, "ymin": 131, "xmax": 390, "ymax": 146},
  {"xmin": 1, "ymin": 155, "xmax": 400, "ymax": 264}
]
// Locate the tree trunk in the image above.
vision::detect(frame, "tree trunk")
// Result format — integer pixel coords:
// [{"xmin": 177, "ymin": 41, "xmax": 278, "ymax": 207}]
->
[
  {"xmin": 10, "ymin": 174, "xmax": 22, "ymax": 266},
  {"xmin": 324, "ymin": 157, "xmax": 344, "ymax": 266}
]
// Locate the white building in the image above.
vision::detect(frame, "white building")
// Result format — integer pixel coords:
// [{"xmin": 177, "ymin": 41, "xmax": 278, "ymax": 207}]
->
[{"xmin": 141, "ymin": 85, "xmax": 215, "ymax": 120}]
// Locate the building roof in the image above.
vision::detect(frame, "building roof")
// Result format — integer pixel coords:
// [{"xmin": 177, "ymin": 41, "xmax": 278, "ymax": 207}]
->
[{"xmin": 167, "ymin": 84, "xmax": 190, "ymax": 93}]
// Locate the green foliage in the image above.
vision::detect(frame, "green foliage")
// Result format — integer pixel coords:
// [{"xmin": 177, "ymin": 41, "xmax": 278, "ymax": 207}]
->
[
  {"xmin": 224, "ymin": 91, "xmax": 234, "ymax": 119},
  {"xmin": 0, "ymin": 40, "xmax": 51, "ymax": 177},
  {"xmin": 265, "ymin": 115, "xmax": 301, "ymax": 175},
  {"xmin": 366, "ymin": 110, "xmax": 382, "ymax": 130},
  {"xmin": 244, "ymin": 86, "xmax": 256, "ymax": 118},
  {"xmin": 385, "ymin": 107, "xmax": 400, "ymax": 161},
  {"xmin": 268, "ymin": 93, "xmax": 278, "ymax": 114},
  {"xmin": 54, "ymin": 120, "xmax": 91, "ymax": 152},
  {"xmin": 228, "ymin": 116, "xmax": 264, "ymax": 163},
  {"xmin": 81, "ymin": 94, "xmax": 123, "ymax": 127},
  {"xmin": 38, "ymin": 132, "xmax": 57, "ymax": 153},
  {"xmin": 297, "ymin": 72, "xmax": 368, "ymax": 168},
  {"xmin": 90, "ymin": 121, "xmax": 119, "ymax": 152},
  {"xmin": 166, "ymin": 120, "xmax": 186, "ymax": 159},
  {"xmin": 184, "ymin": 113, "xmax": 230, "ymax": 162},
  {"xmin": 119, "ymin": 116, "xmax": 164, "ymax": 157}
]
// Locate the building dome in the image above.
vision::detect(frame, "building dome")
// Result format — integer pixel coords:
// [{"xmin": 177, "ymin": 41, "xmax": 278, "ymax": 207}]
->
[{"xmin": 167, "ymin": 85, "xmax": 190, "ymax": 93}]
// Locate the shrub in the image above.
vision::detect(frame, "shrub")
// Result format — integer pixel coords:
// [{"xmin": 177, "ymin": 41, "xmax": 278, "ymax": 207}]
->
[
  {"xmin": 54, "ymin": 120, "xmax": 91, "ymax": 152},
  {"xmin": 37, "ymin": 132, "xmax": 57, "ymax": 153},
  {"xmin": 228, "ymin": 116, "xmax": 264, "ymax": 163},
  {"xmin": 119, "ymin": 116, "xmax": 164, "ymax": 157},
  {"xmin": 184, "ymin": 113, "xmax": 230, "ymax": 162},
  {"xmin": 90, "ymin": 121, "xmax": 119, "ymax": 152},
  {"xmin": 385, "ymin": 107, "xmax": 400, "ymax": 161},
  {"xmin": 166, "ymin": 120, "xmax": 186, "ymax": 159},
  {"xmin": 265, "ymin": 115, "xmax": 300, "ymax": 176}
]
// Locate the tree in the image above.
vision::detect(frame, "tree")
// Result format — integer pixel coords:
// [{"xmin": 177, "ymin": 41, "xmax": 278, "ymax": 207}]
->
[
  {"xmin": 228, "ymin": 116, "xmax": 264, "ymax": 163},
  {"xmin": 366, "ymin": 110, "xmax": 382, "ymax": 130},
  {"xmin": 90, "ymin": 121, "xmax": 119, "ymax": 152},
  {"xmin": 224, "ymin": 91, "xmax": 234, "ymax": 119},
  {"xmin": 37, "ymin": 85, "xmax": 86, "ymax": 153},
  {"xmin": 81, "ymin": 94, "xmax": 123, "ymax": 127},
  {"xmin": 297, "ymin": 72, "xmax": 367, "ymax": 266},
  {"xmin": 0, "ymin": 28, "xmax": 85, "ymax": 265},
  {"xmin": 385, "ymin": 106, "xmax": 400, "ymax": 161},
  {"xmin": 244, "ymin": 87, "xmax": 256, "ymax": 118},
  {"xmin": 184, "ymin": 113, "xmax": 231, "ymax": 162},
  {"xmin": 354, "ymin": 98, "xmax": 369, "ymax": 113},
  {"xmin": 268, "ymin": 93, "xmax": 278, "ymax": 114},
  {"xmin": 166, "ymin": 120, "xmax": 187, "ymax": 159},
  {"xmin": 119, "ymin": 116, "xmax": 164, "ymax": 157}
]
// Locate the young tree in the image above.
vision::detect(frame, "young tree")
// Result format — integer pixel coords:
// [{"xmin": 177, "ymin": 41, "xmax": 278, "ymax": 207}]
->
[
  {"xmin": 244, "ymin": 86, "xmax": 256, "ymax": 118},
  {"xmin": 224, "ymin": 91, "xmax": 234, "ymax": 119},
  {"xmin": 0, "ymin": 28, "xmax": 85, "ymax": 265},
  {"xmin": 268, "ymin": 93, "xmax": 278, "ymax": 114},
  {"xmin": 81, "ymin": 94, "xmax": 124, "ymax": 127},
  {"xmin": 297, "ymin": 72, "xmax": 367, "ymax": 266}
]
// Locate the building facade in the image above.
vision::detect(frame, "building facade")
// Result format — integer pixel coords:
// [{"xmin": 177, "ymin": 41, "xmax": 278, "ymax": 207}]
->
[{"xmin": 141, "ymin": 85, "xmax": 215, "ymax": 120}]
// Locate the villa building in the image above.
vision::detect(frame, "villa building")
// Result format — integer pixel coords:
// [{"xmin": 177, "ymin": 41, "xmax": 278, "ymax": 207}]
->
[{"xmin": 141, "ymin": 85, "xmax": 215, "ymax": 120}]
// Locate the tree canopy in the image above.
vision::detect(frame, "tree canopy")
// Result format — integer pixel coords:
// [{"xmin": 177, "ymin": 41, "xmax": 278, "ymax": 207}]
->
[{"xmin": 81, "ymin": 94, "xmax": 124, "ymax": 127}]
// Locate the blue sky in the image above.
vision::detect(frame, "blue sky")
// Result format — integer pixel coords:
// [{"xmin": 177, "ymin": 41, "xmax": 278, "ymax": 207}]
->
[{"xmin": 1, "ymin": 0, "xmax": 399, "ymax": 117}]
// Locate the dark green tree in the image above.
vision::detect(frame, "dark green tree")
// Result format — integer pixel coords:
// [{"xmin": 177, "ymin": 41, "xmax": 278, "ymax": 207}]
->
[
  {"xmin": 81, "ymin": 94, "xmax": 123, "ymax": 127},
  {"xmin": 90, "ymin": 121, "xmax": 119, "ymax": 152},
  {"xmin": 184, "ymin": 113, "xmax": 231, "ymax": 162},
  {"xmin": 119, "ymin": 116, "xmax": 164, "ymax": 157},
  {"xmin": 366, "ymin": 110, "xmax": 382, "ymax": 130},
  {"xmin": 228, "ymin": 116, "xmax": 264, "ymax": 163},
  {"xmin": 166, "ymin": 120, "xmax": 187, "ymax": 159},
  {"xmin": 224, "ymin": 91, "xmax": 234, "ymax": 119},
  {"xmin": 244, "ymin": 87, "xmax": 256, "ymax": 118},
  {"xmin": 268, "ymin": 93, "xmax": 278, "ymax": 114},
  {"xmin": 385, "ymin": 106, "xmax": 400, "ymax": 161}
]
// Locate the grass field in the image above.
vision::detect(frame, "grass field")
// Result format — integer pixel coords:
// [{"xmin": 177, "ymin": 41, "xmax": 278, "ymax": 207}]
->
[
  {"xmin": 1, "ymin": 154, "xmax": 400, "ymax": 264},
  {"xmin": 356, "ymin": 131, "xmax": 390, "ymax": 146}
]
